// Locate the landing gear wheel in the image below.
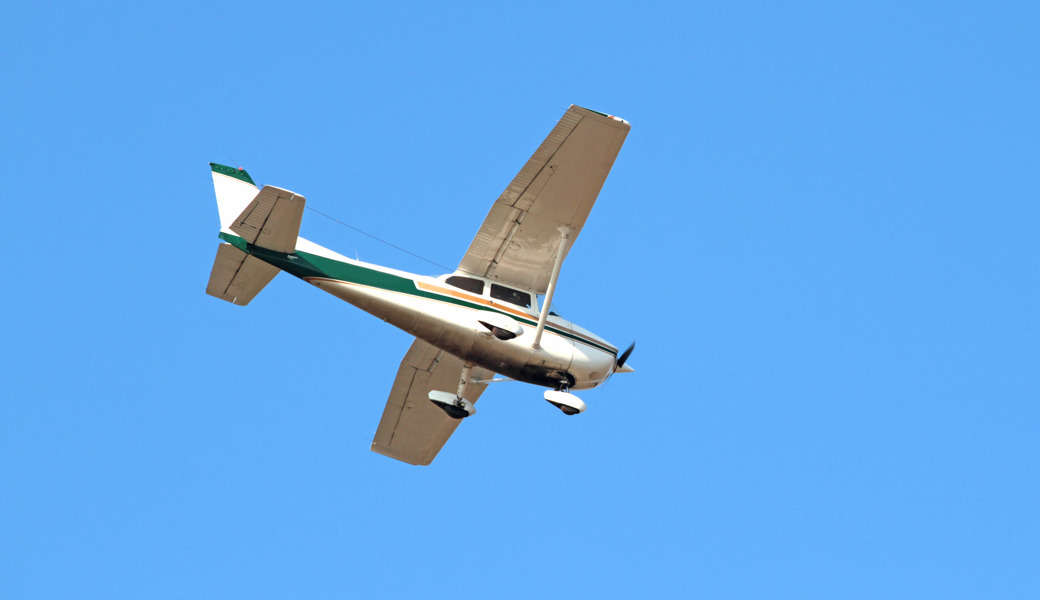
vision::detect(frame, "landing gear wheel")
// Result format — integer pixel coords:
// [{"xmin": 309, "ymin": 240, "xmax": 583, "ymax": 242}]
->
[
  {"xmin": 544, "ymin": 389, "xmax": 587, "ymax": 415},
  {"xmin": 428, "ymin": 390, "xmax": 476, "ymax": 419},
  {"xmin": 438, "ymin": 401, "xmax": 471, "ymax": 420}
]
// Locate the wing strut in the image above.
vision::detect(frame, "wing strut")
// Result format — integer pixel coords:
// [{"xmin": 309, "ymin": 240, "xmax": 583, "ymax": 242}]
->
[{"xmin": 531, "ymin": 225, "xmax": 573, "ymax": 350}]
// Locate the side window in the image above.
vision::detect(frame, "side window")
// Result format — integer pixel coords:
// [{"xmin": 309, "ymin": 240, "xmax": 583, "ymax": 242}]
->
[
  {"xmin": 445, "ymin": 276, "xmax": 484, "ymax": 295},
  {"xmin": 490, "ymin": 284, "xmax": 532, "ymax": 309}
]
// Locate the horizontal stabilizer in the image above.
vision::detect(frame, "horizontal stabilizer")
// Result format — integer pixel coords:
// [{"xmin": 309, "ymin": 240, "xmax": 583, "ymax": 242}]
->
[
  {"xmin": 230, "ymin": 185, "xmax": 306, "ymax": 253},
  {"xmin": 206, "ymin": 243, "xmax": 279, "ymax": 305}
]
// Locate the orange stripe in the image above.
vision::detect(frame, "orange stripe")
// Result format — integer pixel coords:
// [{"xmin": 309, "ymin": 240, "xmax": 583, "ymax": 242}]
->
[
  {"xmin": 305, "ymin": 276, "xmax": 614, "ymax": 354},
  {"xmin": 414, "ymin": 281, "xmax": 533, "ymax": 321},
  {"xmin": 415, "ymin": 282, "xmax": 615, "ymax": 354}
]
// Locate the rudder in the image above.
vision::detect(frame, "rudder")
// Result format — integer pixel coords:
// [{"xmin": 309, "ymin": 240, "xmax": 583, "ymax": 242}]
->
[{"xmin": 210, "ymin": 163, "xmax": 260, "ymax": 231}]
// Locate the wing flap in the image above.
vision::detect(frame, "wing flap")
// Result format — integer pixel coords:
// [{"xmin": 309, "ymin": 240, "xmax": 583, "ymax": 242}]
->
[{"xmin": 371, "ymin": 339, "xmax": 492, "ymax": 466}]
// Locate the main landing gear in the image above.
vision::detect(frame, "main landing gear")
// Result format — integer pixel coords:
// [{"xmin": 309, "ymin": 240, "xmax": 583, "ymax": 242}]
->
[
  {"xmin": 431, "ymin": 366, "xmax": 588, "ymax": 418},
  {"xmin": 429, "ymin": 364, "xmax": 477, "ymax": 420}
]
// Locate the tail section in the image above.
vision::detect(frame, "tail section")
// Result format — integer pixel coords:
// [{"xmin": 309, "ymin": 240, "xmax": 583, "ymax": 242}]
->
[
  {"xmin": 206, "ymin": 163, "xmax": 307, "ymax": 305},
  {"xmin": 206, "ymin": 244, "xmax": 279, "ymax": 305},
  {"xmin": 227, "ymin": 185, "xmax": 305, "ymax": 253},
  {"xmin": 210, "ymin": 163, "xmax": 260, "ymax": 231}
]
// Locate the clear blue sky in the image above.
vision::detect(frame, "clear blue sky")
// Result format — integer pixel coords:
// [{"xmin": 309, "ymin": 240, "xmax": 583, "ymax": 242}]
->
[{"xmin": 3, "ymin": 1, "xmax": 1037, "ymax": 598}]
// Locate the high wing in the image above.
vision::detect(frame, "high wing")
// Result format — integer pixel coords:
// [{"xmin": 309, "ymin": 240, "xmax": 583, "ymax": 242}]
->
[
  {"xmin": 457, "ymin": 105, "xmax": 630, "ymax": 294},
  {"xmin": 371, "ymin": 339, "xmax": 494, "ymax": 466}
]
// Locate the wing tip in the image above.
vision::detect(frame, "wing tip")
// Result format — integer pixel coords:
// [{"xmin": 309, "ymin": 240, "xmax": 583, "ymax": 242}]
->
[{"xmin": 370, "ymin": 443, "xmax": 433, "ymax": 466}]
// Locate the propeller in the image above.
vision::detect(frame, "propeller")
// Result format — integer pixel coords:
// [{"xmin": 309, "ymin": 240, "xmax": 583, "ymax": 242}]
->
[{"xmin": 615, "ymin": 342, "xmax": 635, "ymax": 372}]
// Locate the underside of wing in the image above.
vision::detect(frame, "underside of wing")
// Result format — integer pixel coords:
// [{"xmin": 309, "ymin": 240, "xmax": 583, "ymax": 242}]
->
[
  {"xmin": 371, "ymin": 338, "xmax": 493, "ymax": 466},
  {"xmin": 457, "ymin": 105, "xmax": 630, "ymax": 294}
]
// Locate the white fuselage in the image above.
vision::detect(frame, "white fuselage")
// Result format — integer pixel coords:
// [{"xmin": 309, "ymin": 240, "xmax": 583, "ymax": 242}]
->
[
  {"xmin": 239, "ymin": 235, "xmax": 621, "ymax": 391},
  {"xmin": 299, "ymin": 261, "xmax": 618, "ymax": 391}
]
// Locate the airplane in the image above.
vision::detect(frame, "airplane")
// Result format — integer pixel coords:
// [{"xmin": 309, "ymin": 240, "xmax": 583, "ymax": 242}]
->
[{"xmin": 204, "ymin": 105, "xmax": 634, "ymax": 465}]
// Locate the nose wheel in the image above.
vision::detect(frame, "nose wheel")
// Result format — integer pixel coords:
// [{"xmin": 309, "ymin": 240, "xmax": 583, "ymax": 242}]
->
[{"xmin": 544, "ymin": 389, "xmax": 586, "ymax": 415}]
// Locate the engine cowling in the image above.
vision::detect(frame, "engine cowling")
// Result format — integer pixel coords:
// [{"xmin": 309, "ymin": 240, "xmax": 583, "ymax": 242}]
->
[{"xmin": 475, "ymin": 311, "xmax": 523, "ymax": 341}]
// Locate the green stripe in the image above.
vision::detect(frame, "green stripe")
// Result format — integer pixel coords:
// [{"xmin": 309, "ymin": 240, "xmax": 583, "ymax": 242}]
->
[
  {"xmin": 210, "ymin": 163, "xmax": 256, "ymax": 186},
  {"xmin": 217, "ymin": 232, "xmax": 616, "ymax": 356}
]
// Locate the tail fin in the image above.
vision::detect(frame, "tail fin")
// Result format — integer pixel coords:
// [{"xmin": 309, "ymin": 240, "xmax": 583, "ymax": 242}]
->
[
  {"xmin": 206, "ymin": 163, "xmax": 306, "ymax": 305},
  {"xmin": 210, "ymin": 163, "xmax": 260, "ymax": 231}
]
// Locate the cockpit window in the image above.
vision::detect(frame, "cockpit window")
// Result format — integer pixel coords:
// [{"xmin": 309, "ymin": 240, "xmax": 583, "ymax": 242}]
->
[
  {"xmin": 445, "ymin": 276, "xmax": 484, "ymax": 295},
  {"xmin": 490, "ymin": 284, "xmax": 532, "ymax": 309}
]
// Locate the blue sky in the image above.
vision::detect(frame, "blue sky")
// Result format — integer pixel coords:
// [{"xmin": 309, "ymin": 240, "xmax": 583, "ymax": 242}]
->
[{"xmin": 2, "ymin": 1, "xmax": 1037, "ymax": 597}]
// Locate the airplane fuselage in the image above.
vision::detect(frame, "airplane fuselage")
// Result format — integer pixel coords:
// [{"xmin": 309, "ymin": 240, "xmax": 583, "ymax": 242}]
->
[{"xmin": 224, "ymin": 232, "xmax": 619, "ymax": 391}]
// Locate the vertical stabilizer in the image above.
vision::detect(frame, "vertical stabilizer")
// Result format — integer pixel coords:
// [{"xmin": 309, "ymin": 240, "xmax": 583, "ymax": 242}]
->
[{"xmin": 210, "ymin": 163, "xmax": 260, "ymax": 231}]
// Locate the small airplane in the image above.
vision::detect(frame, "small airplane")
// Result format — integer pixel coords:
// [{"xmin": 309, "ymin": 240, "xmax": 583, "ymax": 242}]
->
[{"xmin": 205, "ymin": 105, "xmax": 634, "ymax": 465}]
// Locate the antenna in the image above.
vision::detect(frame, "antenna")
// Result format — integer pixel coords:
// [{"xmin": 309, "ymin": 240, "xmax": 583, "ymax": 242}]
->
[{"xmin": 305, "ymin": 205, "xmax": 451, "ymax": 271}]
